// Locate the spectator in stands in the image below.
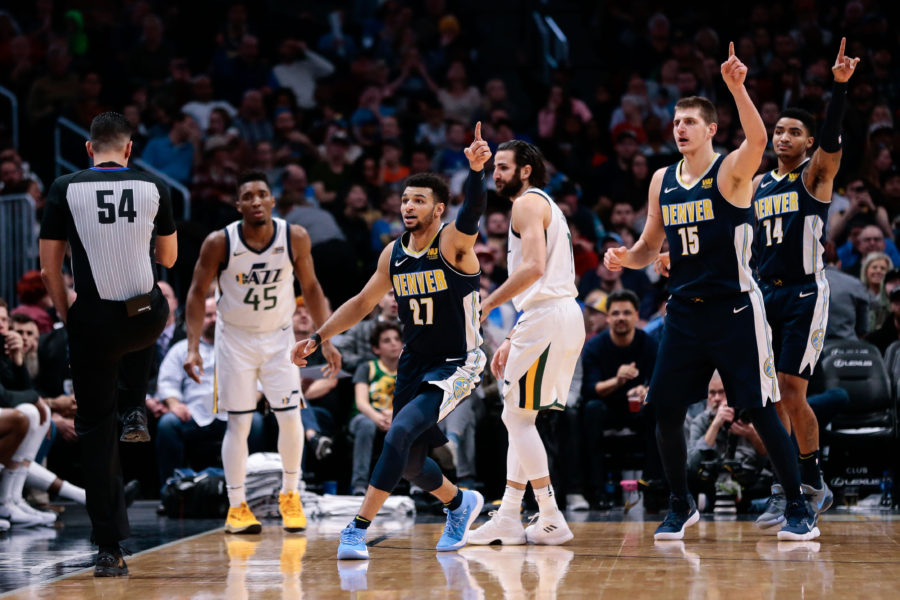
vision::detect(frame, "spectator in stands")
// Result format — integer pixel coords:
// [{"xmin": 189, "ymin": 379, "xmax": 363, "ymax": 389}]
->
[
  {"xmin": 269, "ymin": 39, "xmax": 335, "ymax": 111},
  {"xmin": 379, "ymin": 138, "xmax": 410, "ymax": 188},
  {"xmin": 181, "ymin": 75, "xmax": 236, "ymax": 132},
  {"xmin": 141, "ymin": 112, "xmax": 201, "ymax": 185},
  {"xmin": 426, "ymin": 60, "xmax": 482, "ymax": 124},
  {"xmin": 349, "ymin": 322, "xmax": 401, "ymax": 495},
  {"xmin": 9, "ymin": 314, "xmax": 39, "ymax": 380},
  {"xmin": 415, "ymin": 100, "xmax": 447, "ymax": 148},
  {"xmin": 338, "ymin": 184, "xmax": 379, "ymax": 270},
  {"xmin": 580, "ymin": 290, "xmax": 657, "ymax": 507},
  {"xmin": 867, "ymin": 287, "xmax": 900, "ymax": 355},
  {"xmin": 192, "ymin": 137, "xmax": 240, "ymax": 229},
  {"xmin": 213, "ymin": 34, "xmax": 269, "ymax": 105},
  {"xmin": 838, "ymin": 224, "xmax": 900, "ymax": 278},
  {"xmin": 881, "ymin": 167, "xmax": 900, "ymax": 222},
  {"xmin": 431, "ymin": 120, "xmax": 469, "ymax": 176},
  {"xmin": 583, "ymin": 292, "xmax": 609, "ymax": 340},
  {"xmin": 310, "ymin": 131, "xmax": 352, "ymax": 210},
  {"xmin": 409, "ymin": 145, "xmax": 434, "ymax": 176},
  {"xmin": 155, "ymin": 297, "xmax": 263, "ymax": 491},
  {"xmin": 11, "ymin": 270, "xmax": 53, "ymax": 334},
  {"xmin": 0, "ymin": 299, "xmax": 30, "ymax": 391},
  {"xmin": 252, "ymin": 141, "xmax": 283, "ymax": 193},
  {"xmin": 271, "ymin": 108, "xmax": 316, "ymax": 164},
  {"xmin": 538, "ymin": 84, "xmax": 593, "ymax": 141},
  {"xmin": 25, "ymin": 41, "xmax": 78, "ymax": 124},
  {"xmin": 127, "ymin": 14, "xmax": 174, "ymax": 89},
  {"xmin": 829, "ymin": 177, "xmax": 892, "ymax": 246},
  {"xmin": 591, "ymin": 130, "xmax": 640, "ymax": 203},
  {"xmin": 860, "ymin": 252, "xmax": 893, "ymax": 331},
  {"xmin": 823, "ymin": 242, "xmax": 869, "ymax": 340},
  {"xmin": 370, "ymin": 190, "xmax": 404, "ymax": 253}
]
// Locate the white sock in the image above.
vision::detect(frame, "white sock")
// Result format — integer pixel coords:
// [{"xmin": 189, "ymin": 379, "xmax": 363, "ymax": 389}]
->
[
  {"xmin": 534, "ymin": 484, "xmax": 560, "ymax": 517},
  {"xmin": 15, "ymin": 403, "xmax": 50, "ymax": 463},
  {"xmin": 498, "ymin": 485, "xmax": 526, "ymax": 520},
  {"xmin": 274, "ymin": 409, "xmax": 302, "ymax": 494},
  {"xmin": 10, "ymin": 467, "xmax": 27, "ymax": 500},
  {"xmin": 59, "ymin": 480, "xmax": 86, "ymax": 504},
  {"xmin": 0, "ymin": 467, "xmax": 19, "ymax": 503},
  {"xmin": 222, "ymin": 413, "xmax": 254, "ymax": 507}
]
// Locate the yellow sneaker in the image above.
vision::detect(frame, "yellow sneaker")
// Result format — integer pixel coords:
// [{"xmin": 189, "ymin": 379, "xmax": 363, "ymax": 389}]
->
[
  {"xmin": 225, "ymin": 502, "xmax": 262, "ymax": 534},
  {"xmin": 279, "ymin": 491, "xmax": 307, "ymax": 532}
]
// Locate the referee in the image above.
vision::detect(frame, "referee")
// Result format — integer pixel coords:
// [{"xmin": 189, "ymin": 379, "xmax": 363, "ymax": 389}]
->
[{"xmin": 39, "ymin": 112, "xmax": 177, "ymax": 577}]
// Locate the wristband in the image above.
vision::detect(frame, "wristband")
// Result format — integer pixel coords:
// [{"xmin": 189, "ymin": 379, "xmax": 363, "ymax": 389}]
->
[{"xmin": 310, "ymin": 332, "xmax": 322, "ymax": 347}]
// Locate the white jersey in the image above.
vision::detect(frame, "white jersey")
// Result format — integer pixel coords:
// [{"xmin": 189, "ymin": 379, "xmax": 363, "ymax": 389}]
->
[
  {"xmin": 216, "ymin": 218, "xmax": 295, "ymax": 332},
  {"xmin": 508, "ymin": 188, "xmax": 578, "ymax": 312}
]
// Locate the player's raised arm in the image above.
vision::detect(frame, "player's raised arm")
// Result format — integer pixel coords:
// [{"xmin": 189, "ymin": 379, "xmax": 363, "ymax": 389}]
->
[
  {"xmin": 806, "ymin": 37, "xmax": 859, "ymax": 198},
  {"xmin": 183, "ymin": 231, "xmax": 226, "ymax": 382},
  {"xmin": 442, "ymin": 121, "xmax": 492, "ymax": 254},
  {"xmin": 291, "ymin": 241, "xmax": 395, "ymax": 366},
  {"xmin": 719, "ymin": 41, "xmax": 767, "ymax": 198},
  {"xmin": 604, "ymin": 168, "xmax": 667, "ymax": 271}
]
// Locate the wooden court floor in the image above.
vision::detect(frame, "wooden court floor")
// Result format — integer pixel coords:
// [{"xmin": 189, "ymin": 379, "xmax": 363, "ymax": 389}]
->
[{"xmin": 4, "ymin": 515, "xmax": 900, "ymax": 599}]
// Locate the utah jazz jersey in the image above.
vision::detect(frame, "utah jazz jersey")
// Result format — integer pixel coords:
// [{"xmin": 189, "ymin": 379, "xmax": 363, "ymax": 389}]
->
[
  {"xmin": 661, "ymin": 154, "xmax": 756, "ymax": 298},
  {"xmin": 217, "ymin": 217, "xmax": 295, "ymax": 332},
  {"xmin": 507, "ymin": 187, "xmax": 578, "ymax": 312},
  {"xmin": 753, "ymin": 159, "xmax": 829, "ymax": 282},
  {"xmin": 390, "ymin": 225, "xmax": 482, "ymax": 358}
]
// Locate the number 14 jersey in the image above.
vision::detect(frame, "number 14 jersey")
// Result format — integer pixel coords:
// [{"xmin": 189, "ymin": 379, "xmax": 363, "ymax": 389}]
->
[{"xmin": 217, "ymin": 218, "xmax": 295, "ymax": 332}]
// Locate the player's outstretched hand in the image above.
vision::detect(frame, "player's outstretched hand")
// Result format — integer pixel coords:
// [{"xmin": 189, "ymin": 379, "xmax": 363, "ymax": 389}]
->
[
  {"xmin": 720, "ymin": 41, "xmax": 748, "ymax": 91},
  {"xmin": 654, "ymin": 252, "xmax": 671, "ymax": 277},
  {"xmin": 491, "ymin": 339, "xmax": 511, "ymax": 380},
  {"xmin": 320, "ymin": 341, "xmax": 342, "ymax": 378},
  {"xmin": 183, "ymin": 349, "xmax": 204, "ymax": 383},
  {"xmin": 603, "ymin": 246, "xmax": 628, "ymax": 272},
  {"xmin": 291, "ymin": 338, "xmax": 318, "ymax": 367},
  {"xmin": 832, "ymin": 37, "xmax": 860, "ymax": 83},
  {"xmin": 463, "ymin": 121, "xmax": 492, "ymax": 171}
]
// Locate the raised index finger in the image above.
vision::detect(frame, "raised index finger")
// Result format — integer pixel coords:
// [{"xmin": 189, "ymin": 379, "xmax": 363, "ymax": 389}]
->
[
  {"xmin": 837, "ymin": 36, "xmax": 846, "ymax": 61},
  {"xmin": 474, "ymin": 121, "xmax": 482, "ymax": 141},
  {"xmin": 729, "ymin": 41, "xmax": 734, "ymax": 58}
]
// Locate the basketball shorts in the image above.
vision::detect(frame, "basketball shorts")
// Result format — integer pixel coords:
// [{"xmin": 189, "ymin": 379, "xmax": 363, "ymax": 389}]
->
[
  {"xmin": 760, "ymin": 273, "xmax": 830, "ymax": 380},
  {"xmin": 646, "ymin": 291, "xmax": 780, "ymax": 410},
  {"xmin": 214, "ymin": 320, "xmax": 304, "ymax": 413},
  {"xmin": 501, "ymin": 298, "xmax": 586, "ymax": 411},
  {"xmin": 392, "ymin": 347, "xmax": 485, "ymax": 447}
]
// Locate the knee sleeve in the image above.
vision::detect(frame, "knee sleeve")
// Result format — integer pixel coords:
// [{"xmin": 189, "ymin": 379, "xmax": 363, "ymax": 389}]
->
[
  {"xmin": 273, "ymin": 408, "xmax": 303, "ymax": 475},
  {"xmin": 222, "ymin": 413, "xmax": 255, "ymax": 489},
  {"xmin": 13, "ymin": 403, "xmax": 51, "ymax": 463},
  {"xmin": 402, "ymin": 443, "xmax": 444, "ymax": 492},
  {"xmin": 501, "ymin": 400, "xmax": 548, "ymax": 482}
]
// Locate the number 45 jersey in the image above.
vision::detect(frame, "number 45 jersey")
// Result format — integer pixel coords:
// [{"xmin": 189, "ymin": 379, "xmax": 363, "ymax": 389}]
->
[{"xmin": 217, "ymin": 218, "xmax": 296, "ymax": 332}]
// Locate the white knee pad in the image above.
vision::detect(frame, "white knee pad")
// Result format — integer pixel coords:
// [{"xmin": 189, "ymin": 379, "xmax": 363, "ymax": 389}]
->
[
  {"xmin": 222, "ymin": 412, "xmax": 255, "ymax": 495},
  {"xmin": 273, "ymin": 408, "xmax": 302, "ymax": 475},
  {"xmin": 501, "ymin": 393, "xmax": 549, "ymax": 482},
  {"xmin": 12, "ymin": 403, "xmax": 50, "ymax": 464}
]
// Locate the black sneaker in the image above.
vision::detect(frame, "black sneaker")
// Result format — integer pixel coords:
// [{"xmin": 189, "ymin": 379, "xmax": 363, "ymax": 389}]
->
[
  {"xmin": 94, "ymin": 545, "xmax": 129, "ymax": 577},
  {"xmin": 120, "ymin": 408, "xmax": 150, "ymax": 442},
  {"xmin": 311, "ymin": 433, "xmax": 333, "ymax": 460}
]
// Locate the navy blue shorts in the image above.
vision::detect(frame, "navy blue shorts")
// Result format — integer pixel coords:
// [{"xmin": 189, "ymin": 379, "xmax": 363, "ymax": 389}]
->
[
  {"xmin": 761, "ymin": 275, "xmax": 830, "ymax": 380},
  {"xmin": 646, "ymin": 292, "xmax": 780, "ymax": 410},
  {"xmin": 392, "ymin": 351, "xmax": 469, "ymax": 447}
]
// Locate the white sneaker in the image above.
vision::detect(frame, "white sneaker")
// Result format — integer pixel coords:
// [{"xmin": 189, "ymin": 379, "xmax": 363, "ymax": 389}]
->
[
  {"xmin": 14, "ymin": 499, "xmax": 56, "ymax": 525},
  {"xmin": 0, "ymin": 500, "xmax": 46, "ymax": 527},
  {"xmin": 524, "ymin": 511, "xmax": 574, "ymax": 545},
  {"xmin": 566, "ymin": 493, "xmax": 590, "ymax": 511},
  {"xmin": 0, "ymin": 517, "xmax": 9, "ymax": 531},
  {"xmin": 467, "ymin": 511, "xmax": 527, "ymax": 545}
]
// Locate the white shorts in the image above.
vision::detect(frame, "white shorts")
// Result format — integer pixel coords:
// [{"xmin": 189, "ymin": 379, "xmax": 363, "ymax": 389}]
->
[
  {"xmin": 214, "ymin": 321, "xmax": 304, "ymax": 413},
  {"xmin": 501, "ymin": 298, "xmax": 585, "ymax": 411}
]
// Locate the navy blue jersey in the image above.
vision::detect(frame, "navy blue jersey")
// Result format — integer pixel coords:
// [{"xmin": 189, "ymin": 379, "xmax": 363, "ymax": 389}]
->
[
  {"xmin": 390, "ymin": 225, "xmax": 483, "ymax": 358},
  {"xmin": 753, "ymin": 159, "xmax": 829, "ymax": 282},
  {"xmin": 661, "ymin": 154, "xmax": 756, "ymax": 298}
]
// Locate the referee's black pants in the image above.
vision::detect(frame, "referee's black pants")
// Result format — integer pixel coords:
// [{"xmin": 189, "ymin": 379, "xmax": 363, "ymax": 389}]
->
[{"xmin": 67, "ymin": 285, "xmax": 168, "ymax": 545}]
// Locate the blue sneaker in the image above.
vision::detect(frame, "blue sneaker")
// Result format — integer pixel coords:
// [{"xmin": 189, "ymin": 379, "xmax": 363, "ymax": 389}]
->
[
  {"xmin": 654, "ymin": 494, "xmax": 699, "ymax": 541},
  {"xmin": 436, "ymin": 490, "xmax": 484, "ymax": 551},
  {"xmin": 777, "ymin": 498, "xmax": 820, "ymax": 541},
  {"xmin": 337, "ymin": 524, "xmax": 370, "ymax": 560},
  {"xmin": 801, "ymin": 481, "xmax": 833, "ymax": 515}
]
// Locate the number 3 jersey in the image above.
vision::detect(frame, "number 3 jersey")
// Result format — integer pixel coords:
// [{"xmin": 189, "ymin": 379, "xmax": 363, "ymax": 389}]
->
[
  {"xmin": 390, "ymin": 225, "xmax": 482, "ymax": 358},
  {"xmin": 661, "ymin": 153, "xmax": 757, "ymax": 299},
  {"xmin": 216, "ymin": 218, "xmax": 295, "ymax": 332},
  {"xmin": 753, "ymin": 158, "xmax": 829, "ymax": 283}
]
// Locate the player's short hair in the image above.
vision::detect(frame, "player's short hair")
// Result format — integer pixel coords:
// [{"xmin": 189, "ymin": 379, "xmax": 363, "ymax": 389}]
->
[
  {"xmin": 236, "ymin": 170, "xmax": 270, "ymax": 193},
  {"xmin": 403, "ymin": 172, "xmax": 449, "ymax": 206},
  {"xmin": 497, "ymin": 140, "xmax": 549, "ymax": 188},
  {"xmin": 778, "ymin": 107, "xmax": 817, "ymax": 137},
  {"xmin": 674, "ymin": 96, "xmax": 718, "ymax": 125},
  {"xmin": 370, "ymin": 320, "xmax": 402, "ymax": 348},
  {"xmin": 606, "ymin": 289, "xmax": 640, "ymax": 312},
  {"xmin": 89, "ymin": 112, "xmax": 132, "ymax": 153}
]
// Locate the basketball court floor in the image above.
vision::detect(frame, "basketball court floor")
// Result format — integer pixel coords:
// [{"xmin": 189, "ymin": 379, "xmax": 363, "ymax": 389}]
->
[{"xmin": 2, "ymin": 502, "xmax": 899, "ymax": 598}]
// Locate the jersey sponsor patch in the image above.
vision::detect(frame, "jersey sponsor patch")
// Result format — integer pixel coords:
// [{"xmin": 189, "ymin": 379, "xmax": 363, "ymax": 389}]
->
[
  {"xmin": 701, "ymin": 177, "xmax": 713, "ymax": 189},
  {"xmin": 427, "ymin": 247, "xmax": 439, "ymax": 259}
]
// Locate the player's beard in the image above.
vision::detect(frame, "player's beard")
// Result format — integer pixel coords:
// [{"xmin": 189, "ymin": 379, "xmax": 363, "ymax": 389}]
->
[
  {"xmin": 496, "ymin": 169, "xmax": 525, "ymax": 199},
  {"xmin": 405, "ymin": 210, "xmax": 434, "ymax": 232},
  {"xmin": 203, "ymin": 321, "xmax": 216, "ymax": 341}
]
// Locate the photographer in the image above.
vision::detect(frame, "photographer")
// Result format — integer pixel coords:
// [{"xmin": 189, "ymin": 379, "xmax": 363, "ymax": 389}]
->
[{"xmin": 686, "ymin": 372, "xmax": 771, "ymax": 512}]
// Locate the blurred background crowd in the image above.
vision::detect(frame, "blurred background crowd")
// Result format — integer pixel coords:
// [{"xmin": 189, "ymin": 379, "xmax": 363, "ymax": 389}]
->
[{"xmin": 1, "ymin": 0, "xmax": 899, "ymax": 515}]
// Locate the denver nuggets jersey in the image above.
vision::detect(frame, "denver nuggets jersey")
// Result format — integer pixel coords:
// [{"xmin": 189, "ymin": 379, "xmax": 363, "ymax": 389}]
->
[
  {"xmin": 390, "ymin": 225, "xmax": 482, "ymax": 358},
  {"xmin": 507, "ymin": 187, "xmax": 578, "ymax": 312},
  {"xmin": 753, "ymin": 159, "xmax": 829, "ymax": 282},
  {"xmin": 217, "ymin": 218, "xmax": 295, "ymax": 332},
  {"xmin": 661, "ymin": 154, "xmax": 756, "ymax": 298}
]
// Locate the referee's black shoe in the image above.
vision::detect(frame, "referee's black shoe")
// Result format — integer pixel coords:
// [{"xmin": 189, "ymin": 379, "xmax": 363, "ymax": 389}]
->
[
  {"xmin": 120, "ymin": 408, "xmax": 150, "ymax": 442},
  {"xmin": 94, "ymin": 545, "xmax": 129, "ymax": 577}
]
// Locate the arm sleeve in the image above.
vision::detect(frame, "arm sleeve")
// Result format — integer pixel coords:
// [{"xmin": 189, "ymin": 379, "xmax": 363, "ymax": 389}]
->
[
  {"xmin": 154, "ymin": 180, "xmax": 177, "ymax": 234},
  {"xmin": 39, "ymin": 178, "xmax": 69, "ymax": 240},
  {"xmin": 818, "ymin": 81, "xmax": 848, "ymax": 153},
  {"xmin": 455, "ymin": 169, "xmax": 487, "ymax": 235}
]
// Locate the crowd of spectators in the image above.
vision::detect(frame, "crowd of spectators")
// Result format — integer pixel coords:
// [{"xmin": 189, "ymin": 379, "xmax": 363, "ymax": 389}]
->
[{"xmin": 2, "ymin": 1, "xmax": 900, "ymax": 512}]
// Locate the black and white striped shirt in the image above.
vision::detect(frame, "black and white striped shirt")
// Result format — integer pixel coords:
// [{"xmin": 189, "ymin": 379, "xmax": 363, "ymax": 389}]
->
[{"xmin": 40, "ymin": 162, "xmax": 176, "ymax": 302}]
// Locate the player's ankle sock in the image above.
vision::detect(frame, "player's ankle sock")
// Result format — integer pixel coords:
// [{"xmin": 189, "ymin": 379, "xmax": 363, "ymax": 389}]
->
[
  {"xmin": 281, "ymin": 470, "xmax": 299, "ymax": 495},
  {"xmin": 498, "ymin": 485, "xmax": 526, "ymax": 519},
  {"xmin": 59, "ymin": 481, "xmax": 86, "ymax": 504},
  {"xmin": 799, "ymin": 451, "xmax": 822, "ymax": 487},
  {"xmin": 534, "ymin": 484, "xmax": 559, "ymax": 517},
  {"xmin": 227, "ymin": 485, "xmax": 246, "ymax": 507},
  {"xmin": 352, "ymin": 515, "xmax": 371, "ymax": 529},
  {"xmin": 444, "ymin": 488, "xmax": 463, "ymax": 511}
]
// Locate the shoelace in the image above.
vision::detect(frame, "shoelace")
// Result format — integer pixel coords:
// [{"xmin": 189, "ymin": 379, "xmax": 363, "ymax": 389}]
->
[
  {"xmin": 443, "ymin": 505, "xmax": 470, "ymax": 537},
  {"xmin": 281, "ymin": 495, "xmax": 302, "ymax": 517},
  {"xmin": 660, "ymin": 509, "xmax": 687, "ymax": 529},
  {"xmin": 340, "ymin": 526, "xmax": 366, "ymax": 545}
]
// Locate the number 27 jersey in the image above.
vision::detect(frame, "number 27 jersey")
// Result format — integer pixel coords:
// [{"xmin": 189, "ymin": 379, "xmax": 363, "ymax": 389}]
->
[{"xmin": 216, "ymin": 218, "xmax": 295, "ymax": 332}]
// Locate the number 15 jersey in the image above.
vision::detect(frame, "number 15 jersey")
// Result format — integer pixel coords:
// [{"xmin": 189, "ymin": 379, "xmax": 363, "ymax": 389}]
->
[
  {"xmin": 217, "ymin": 218, "xmax": 295, "ymax": 332},
  {"xmin": 661, "ymin": 153, "xmax": 757, "ymax": 299}
]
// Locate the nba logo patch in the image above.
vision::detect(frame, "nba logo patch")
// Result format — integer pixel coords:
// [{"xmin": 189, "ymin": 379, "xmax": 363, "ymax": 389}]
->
[
  {"xmin": 811, "ymin": 329, "xmax": 825, "ymax": 351},
  {"xmin": 789, "ymin": 173, "xmax": 799, "ymax": 182},
  {"xmin": 274, "ymin": 246, "xmax": 285, "ymax": 254},
  {"xmin": 452, "ymin": 377, "xmax": 470, "ymax": 400},
  {"xmin": 764, "ymin": 356, "xmax": 776, "ymax": 378},
  {"xmin": 427, "ymin": 247, "xmax": 439, "ymax": 260},
  {"xmin": 701, "ymin": 177, "xmax": 713, "ymax": 189}
]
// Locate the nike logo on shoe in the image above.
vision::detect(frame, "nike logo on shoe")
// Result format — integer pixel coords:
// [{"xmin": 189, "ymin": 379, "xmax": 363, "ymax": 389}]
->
[
  {"xmin": 733, "ymin": 306, "xmax": 749, "ymax": 314},
  {"xmin": 798, "ymin": 291, "xmax": 815, "ymax": 298}
]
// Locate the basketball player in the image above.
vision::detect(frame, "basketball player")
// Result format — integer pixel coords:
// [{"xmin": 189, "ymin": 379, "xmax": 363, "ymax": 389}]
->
[
  {"xmin": 605, "ymin": 44, "xmax": 818, "ymax": 541},
  {"xmin": 752, "ymin": 39, "xmax": 859, "ymax": 531},
  {"xmin": 468, "ymin": 140, "xmax": 585, "ymax": 546},
  {"xmin": 292, "ymin": 123, "xmax": 492, "ymax": 560},
  {"xmin": 183, "ymin": 171, "xmax": 340, "ymax": 534}
]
